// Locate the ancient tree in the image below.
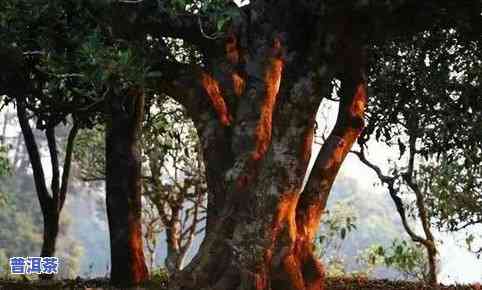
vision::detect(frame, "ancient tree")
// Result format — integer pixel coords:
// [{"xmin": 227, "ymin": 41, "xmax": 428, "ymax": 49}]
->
[
  {"xmin": 126, "ymin": 1, "xmax": 479, "ymax": 289},
  {"xmin": 1, "ymin": 0, "xmax": 479, "ymax": 288}
]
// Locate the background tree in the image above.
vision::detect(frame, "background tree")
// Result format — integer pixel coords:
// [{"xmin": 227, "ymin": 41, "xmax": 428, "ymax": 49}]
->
[
  {"xmin": 0, "ymin": 111, "xmax": 83, "ymax": 279},
  {"xmin": 353, "ymin": 27, "xmax": 482, "ymax": 285},
  {"xmin": 359, "ymin": 239, "xmax": 429, "ymax": 282},
  {"xmin": 75, "ymin": 96, "xmax": 207, "ymax": 276},
  {"xmin": 143, "ymin": 96, "xmax": 207, "ymax": 275},
  {"xmin": 1, "ymin": 0, "xmax": 148, "ymax": 283},
  {"xmin": 0, "ymin": 0, "xmax": 104, "ymax": 279},
  {"xmin": 314, "ymin": 201, "xmax": 357, "ymax": 277}
]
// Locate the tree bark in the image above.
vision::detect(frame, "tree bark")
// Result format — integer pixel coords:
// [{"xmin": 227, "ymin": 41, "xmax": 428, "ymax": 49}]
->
[
  {"xmin": 39, "ymin": 210, "xmax": 59, "ymax": 279},
  {"xmin": 105, "ymin": 86, "xmax": 148, "ymax": 286}
]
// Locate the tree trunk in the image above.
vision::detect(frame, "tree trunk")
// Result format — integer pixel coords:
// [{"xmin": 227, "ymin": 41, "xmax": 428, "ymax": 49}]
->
[
  {"xmin": 105, "ymin": 86, "xmax": 148, "ymax": 286},
  {"xmin": 38, "ymin": 210, "xmax": 59, "ymax": 279},
  {"xmin": 165, "ymin": 13, "xmax": 368, "ymax": 289},
  {"xmin": 426, "ymin": 243, "xmax": 437, "ymax": 286},
  {"xmin": 165, "ymin": 227, "xmax": 184, "ymax": 274},
  {"xmin": 41, "ymin": 214, "xmax": 59, "ymax": 257}
]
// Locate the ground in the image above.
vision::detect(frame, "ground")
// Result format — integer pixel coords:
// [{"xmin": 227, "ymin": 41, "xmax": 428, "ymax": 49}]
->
[{"xmin": 0, "ymin": 277, "xmax": 479, "ymax": 290}]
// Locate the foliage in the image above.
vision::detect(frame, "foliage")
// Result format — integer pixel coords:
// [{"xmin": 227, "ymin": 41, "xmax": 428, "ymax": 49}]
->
[
  {"xmin": 358, "ymin": 239, "xmax": 429, "ymax": 282},
  {"xmin": 167, "ymin": 0, "xmax": 241, "ymax": 34},
  {"xmin": 0, "ymin": 145, "xmax": 9, "ymax": 177},
  {"xmin": 0, "ymin": 145, "xmax": 10, "ymax": 207},
  {"xmin": 148, "ymin": 267, "xmax": 169, "ymax": 287},
  {"xmin": 421, "ymin": 158, "xmax": 481, "ymax": 233},
  {"xmin": 0, "ymin": 0, "xmax": 104, "ymax": 129},
  {"xmin": 362, "ymin": 26, "xmax": 481, "ymax": 263},
  {"xmin": 315, "ymin": 202, "xmax": 357, "ymax": 276},
  {"xmin": 74, "ymin": 125, "xmax": 105, "ymax": 182},
  {"xmin": 76, "ymin": 31, "xmax": 149, "ymax": 91},
  {"xmin": 420, "ymin": 157, "xmax": 482, "ymax": 257}
]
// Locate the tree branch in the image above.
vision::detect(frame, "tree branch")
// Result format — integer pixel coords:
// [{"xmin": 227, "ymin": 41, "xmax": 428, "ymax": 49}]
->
[
  {"xmin": 352, "ymin": 147, "xmax": 425, "ymax": 245},
  {"xmin": 148, "ymin": 61, "xmax": 208, "ymax": 117},
  {"xmin": 58, "ymin": 121, "xmax": 79, "ymax": 211},
  {"xmin": 296, "ymin": 35, "xmax": 368, "ymax": 241},
  {"xmin": 46, "ymin": 127, "xmax": 60, "ymax": 207},
  {"xmin": 113, "ymin": 0, "xmax": 213, "ymax": 49},
  {"xmin": 16, "ymin": 98, "xmax": 52, "ymax": 213}
]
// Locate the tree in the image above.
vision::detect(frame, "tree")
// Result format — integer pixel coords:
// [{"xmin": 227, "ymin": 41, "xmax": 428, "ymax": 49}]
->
[
  {"xmin": 75, "ymin": 96, "xmax": 207, "ymax": 276},
  {"xmin": 0, "ymin": 0, "xmax": 103, "ymax": 279},
  {"xmin": 3, "ymin": 0, "xmax": 480, "ymax": 288},
  {"xmin": 314, "ymin": 201, "xmax": 357, "ymax": 277},
  {"xmin": 1, "ymin": 0, "xmax": 149, "ymax": 283},
  {"xmin": 354, "ymin": 145, "xmax": 439, "ymax": 285},
  {"xmin": 143, "ymin": 97, "xmax": 207, "ymax": 274},
  {"xmin": 75, "ymin": 34, "xmax": 150, "ymax": 285},
  {"xmin": 105, "ymin": 83, "xmax": 149, "ymax": 285},
  {"xmin": 359, "ymin": 239, "xmax": 429, "ymax": 281},
  {"xmin": 0, "ymin": 117, "xmax": 83, "ymax": 279},
  {"xmin": 98, "ymin": 1, "xmax": 482, "ymax": 289},
  {"xmin": 16, "ymin": 101, "xmax": 78, "ymax": 268},
  {"xmin": 422, "ymin": 158, "xmax": 482, "ymax": 257},
  {"xmin": 353, "ymin": 26, "xmax": 481, "ymax": 285}
]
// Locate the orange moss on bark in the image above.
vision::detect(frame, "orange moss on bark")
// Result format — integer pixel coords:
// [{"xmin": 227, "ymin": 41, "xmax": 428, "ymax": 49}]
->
[
  {"xmin": 201, "ymin": 72, "xmax": 232, "ymax": 126},
  {"xmin": 127, "ymin": 215, "xmax": 149, "ymax": 283},
  {"xmin": 232, "ymin": 72, "xmax": 246, "ymax": 97},
  {"xmin": 265, "ymin": 191, "xmax": 326, "ymax": 290},
  {"xmin": 252, "ymin": 39, "xmax": 284, "ymax": 161},
  {"xmin": 270, "ymin": 192, "xmax": 299, "ymax": 247},
  {"xmin": 297, "ymin": 80, "xmax": 367, "ymax": 241}
]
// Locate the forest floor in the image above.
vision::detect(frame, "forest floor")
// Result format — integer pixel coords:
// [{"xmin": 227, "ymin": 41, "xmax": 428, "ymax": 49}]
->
[{"xmin": 0, "ymin": 277, "xmax": 480, "ymax": 290}]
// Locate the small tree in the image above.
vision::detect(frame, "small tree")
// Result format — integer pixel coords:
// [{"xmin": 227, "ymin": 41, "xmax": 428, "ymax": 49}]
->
[
  {"xmin": 358, "ymin": 239, "xmax": 429, "ymax": 281},
  {"xmin": 315, "ymin": 202, "xmax": 357, "ymax": 277}
]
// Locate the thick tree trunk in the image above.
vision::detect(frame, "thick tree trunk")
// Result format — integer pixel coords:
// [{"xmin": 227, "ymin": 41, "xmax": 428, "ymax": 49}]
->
[
  {"xmin": 163, "ymin": 10, "xmax": 368, "ymax": 289},
  {"xmin": 105, "ymin": 86, "xmax": 148, "ymax": 286}
]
